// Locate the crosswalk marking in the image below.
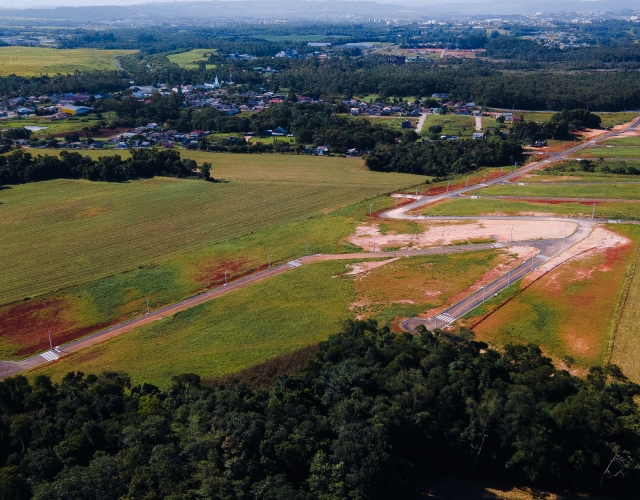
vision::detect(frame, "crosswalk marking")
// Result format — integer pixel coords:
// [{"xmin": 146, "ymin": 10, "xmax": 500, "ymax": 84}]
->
[
  {"xmin": 288, "ymin": 260, "xmax": 302, "ymax": 268},
  {"xmin": 435, "ymin": 313, "xmax": 455, "ymax": 324},
  {"xmin": 492, "ymin": 243, "xmax": 503, "ymax": 248},
  {"xmin": 40, "ymin": 351, "xmax": 59, "ymax": 362},
  {"xmin": 536, "ymin": 255, "xmax": 550, "ymax": 261}
]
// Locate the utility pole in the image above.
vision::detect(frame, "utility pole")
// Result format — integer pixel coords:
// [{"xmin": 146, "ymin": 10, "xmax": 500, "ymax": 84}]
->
[
  {"xmin": 531, "ymin": 256, "xmax": 534, "ymax": 271},
  {"xmin": 395, "ymin": 196, "xmax": 398, "ymax": 208},
  {"xmin": 482, "ymin": 286, "xmax": 486, "ymax": 302},
  {"xmin": 369, "ymin": 203, "xmax": 373, "ymax": 218},
  {"xmin": 224, "ymin": 269, "xmax": 227, "ymax": 285},
  {"xmin": 564, "ymin": 235, "xmax": 566, "ymax": 251},
  {"xmin": 447, "ymin": 180, "xmax": 450, "ymax": 192},
  {"xmin": 48, "ymin": 329, "xmax": 53, "ymax": 351},
  {"xmin": 507, "ymin": 269, "xmax": 511, "ymax": 286},
  {"xmin": 146, "ymin": 296, "xmax": 150, "ymax": 315},
  {"xmin": 592, "ymin": 203, "xmax": 596, "ymax": 219},
  {"xmin": 466, "ymin": 176, "xmax": 469, "ymax": 188}
]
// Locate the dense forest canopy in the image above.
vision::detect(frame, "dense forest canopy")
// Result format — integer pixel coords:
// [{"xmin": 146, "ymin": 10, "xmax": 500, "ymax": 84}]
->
[{"xmin": 1, "ymin": 322, "xmax": 640, "ymax": 499}]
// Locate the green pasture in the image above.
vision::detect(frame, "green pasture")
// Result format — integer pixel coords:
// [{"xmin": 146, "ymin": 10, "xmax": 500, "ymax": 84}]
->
[
  {"xmin": 472, "ymin": 183, "xmax": 640, "ymax": 200},
  {"xmin": 28, "ymin": 248, "xmax": 506, "ymax": 386},
  {"xmin": 603, "ymin": 136, "xmax": 640, "ymax": 147},
  {"xmin": 0, "ymin": 46, "xmax": 136, "ymax": 76},
  {"xmin": 421, "ymin": 198, "xmax": 640, "ymax": 220},
  {"xmin": 0, "ymin": 114, "xmax": 117, "ymax": 137},
  {"xmin": 28, "ymin": 260, "xmax": 355, "ymax": 388},
  {"xmin": 572, "ymin": 146, "xmax": 640, "ymax": 158},
  {"xmin": 0, "ymin": 154, "xmax": 423, "ymax": 307},
  {"xmin": 166, "ymin": 49, "xmax": 217, "ymax": 70}
]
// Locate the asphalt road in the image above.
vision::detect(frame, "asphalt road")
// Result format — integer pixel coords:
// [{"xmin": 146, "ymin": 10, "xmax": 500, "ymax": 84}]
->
[{"xmin": 2, "ymin": 113, "xmax": 639, "ymax": 379}]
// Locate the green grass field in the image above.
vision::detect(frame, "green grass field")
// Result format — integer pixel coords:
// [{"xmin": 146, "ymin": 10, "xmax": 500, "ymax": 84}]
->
[
  {"xmin": 419, "ymin": 114, "xmax": 490, "ymax": 138},
  {"xmin": 572, "ymin": 146, "xmax": 640, "ymax": 158},
  {"xmin": 0, "ymin": 154, "xmax": 423, "ymax": 306},
  {"xmin": 603, "ymin": 136, "xmax": 640, "ymax": 147},
  {"xmin": 27, "ymin": 260, "xmax": 355, "ymax": 388},
  {"xmin": 1, "ymin": 114, "xmax": 117, "ymax": 137},
  {"xmin": 166, "ymin": 49, "xmax": 217, "ymax": 69},
  {"xmin": 27, "ymin": 248, "xmax": 506, "ymax": 387},
  {"xmin": 472, "ymin": 183, "xmax": 640, "ymax": 200},
  {"xmin": 516, "ymin": 111, "xmax": 637, "ymax": 129},
  {"xmin": 421, "ymin": 198, "xmax": 640, "ymax": 220},
  {"xmin": 0, "ymin": 47, "xmax": 136, "ymax": 76}
]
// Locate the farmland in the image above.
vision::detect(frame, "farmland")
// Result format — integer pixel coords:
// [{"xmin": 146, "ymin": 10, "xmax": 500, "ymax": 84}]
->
[
  {"xmin": 468, "ymin": 225, "xmax": 640, "ymax": 372},
  {"xmin": 0, "ymin": 155, "xmax": 423, "ymax": 305},
  {"xmin": 472, "ymin": 183, "xmax": 640, "ymax": 200},
  {"xmin": 166, "ymin": 49, "xmax": 217, "ymax": 69},
  {"xmin": 420, "ymin": 197, "xmax": 640, "ymax": 220},
  {"xmin": 418, "ymin": 114, "xmax": 493, "ymax": 137},
  {"xmin": 0, "ymin": 47, "xmax": 136, "ymax": 76}
]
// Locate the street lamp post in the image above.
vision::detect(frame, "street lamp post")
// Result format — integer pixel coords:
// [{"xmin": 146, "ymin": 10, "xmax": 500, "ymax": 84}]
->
[
  {"xmin": 48, "ymin": 329, "xmax": 53, "ymax": 351},
  {"xmin": 224, "ymin": 269, "xmax": 228, "ymax": 285},
  {"xmin": 592, "ymin": 203, "xmax": 596, "ymax": 219},
  {"xmin": 373, "ymin": 236, "xmax": 376, "ymax": 253},
  {"xmin": 466, "ymin": 176, "xmax": 469, "ymax": 188},
  {"xmin": 369, "ymin": 203, "xmax": 373, "ymax": 218}
]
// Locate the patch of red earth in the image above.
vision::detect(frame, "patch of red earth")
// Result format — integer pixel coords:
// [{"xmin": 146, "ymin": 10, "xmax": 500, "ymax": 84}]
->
[
  {"xmin": 371, "ymin": 198, "xmax": 414, "ymax": 218},
  {"xmin": 602, "ymin": 240, "xmax": 632, "ymax": 271},
  {"xmin": 195, "ymin": 257, "xmax": 272, "ymax": 288},
  {"xmin": 17, "ymin": 321, "xmax": 118, "ymax": 358},
  {"xmin": 424, "ymin": 171, "xmax": 504, "ymax": 196},
  {"xmin": 521, "ymin": 198, "xmax": 603, "ymax": 207}
]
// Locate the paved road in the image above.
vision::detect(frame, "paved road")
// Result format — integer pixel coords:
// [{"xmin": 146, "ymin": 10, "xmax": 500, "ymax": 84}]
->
[
  {"xmin": 416, "ymin": 112, "xmax": 428, "ymax": 133},
  {"xmin": 2, "ymin": 113, "xmax": 639, "ymax": 378}
]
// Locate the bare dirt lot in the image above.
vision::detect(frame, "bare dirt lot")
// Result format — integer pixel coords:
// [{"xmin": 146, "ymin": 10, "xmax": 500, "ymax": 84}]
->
[{"xmin": 347, "ymin": 220, "xmax": 577, "ymax": 251}]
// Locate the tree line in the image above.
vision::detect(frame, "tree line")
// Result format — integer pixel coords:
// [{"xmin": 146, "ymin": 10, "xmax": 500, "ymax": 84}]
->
[
  {"xmin": 365, "ymin": 138, "xmax": 523, "ymax": 176},
  {"xmin": 0, "ymin": 149, "xmax": 211, "ymax": 185},
  {"xmin": 1, "ymin": 321, "xmax": 640, "ymax": 499}
]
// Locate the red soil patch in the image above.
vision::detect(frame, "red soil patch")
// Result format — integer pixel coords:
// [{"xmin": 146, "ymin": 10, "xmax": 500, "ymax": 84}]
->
[
  {"xmin": 424, "ymin": 171, "xmax": 504, "ymax": 196},
  {"xmin": 195, "ymin": 257, "xmax": 271, "ymax": 288},
  {"xmin": 0, "ymin": 298, "xmax": 117, "ymax": 357}
]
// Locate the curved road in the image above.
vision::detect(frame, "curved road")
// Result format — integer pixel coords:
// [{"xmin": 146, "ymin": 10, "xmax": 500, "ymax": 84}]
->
[{"xmin": 1, "ymin": 114, "xmax": 639, "ymax": 379}]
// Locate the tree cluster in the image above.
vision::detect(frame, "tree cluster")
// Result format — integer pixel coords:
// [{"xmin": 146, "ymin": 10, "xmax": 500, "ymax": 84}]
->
[
  {"xmin": 2, "ymin": 322, "xmax": 640, "ymax": 499},
  {"xmin": 365, "ymin": 138, "xmax": 523, "ymax": 176},
  {"xmin": 0, "ymin": 149, "xmax": 208, "ymax": 186}
]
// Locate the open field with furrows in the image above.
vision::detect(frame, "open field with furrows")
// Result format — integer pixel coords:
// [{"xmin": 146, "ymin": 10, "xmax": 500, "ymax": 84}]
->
[
  {"xmin": 0, "ymin": 156, "xmax": 422, "ymax": 306},
  {"xmin": 0, "ymin": 47, "xmax": 136, "ymax": 76},
  {"xmin": 571, "ymin": 146, "xmax": 640, "ymax": 158},
  {"xmin": 472, "ymin": 183, "xmax": 640, "ymax": 200},
  {"xmin": 420, "ymin": 198, "xmax": 640, "ymax": 220},
  {"xmin": 26, "ymin": 260, "xmax": 354, "ymax": 388},
  {"xmin": 0, "ymin": 156, "xmax": 423, "ymax": 359},
  {"xmin": 467, "ymin": 225, "xmax": 640, "ymax": 374},
  {"xmin": 166, "ymin": 49, "xmax": 217, "ymax": 69},
  {"xmin": 351, "ymin": 251, "xmax": 504, "ymax": 326}
]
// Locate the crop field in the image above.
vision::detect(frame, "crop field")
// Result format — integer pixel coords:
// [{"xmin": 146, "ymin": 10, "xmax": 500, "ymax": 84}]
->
[
  {"xmin": 420, "ymin": 198, "xmax": 640, "ymax": 220},
  {"xmin": 0, "ymin": 155, "xmax": 422, "ymax": 305},
  {"xmin": 469, "ymin": 225, "xmax": 639, "ymax": 372},
  {"xmin": 27, "ymin": 260, "xmax": 355, "ymax": 388},
  {"xmin": 0, "ymin": 155, "xmax": 423, "ymax": 359},
  {"xmin": 352, "ymin": 250, "xmax": 504, "ymax": 325},
  {"xmin": 572, "ymin": 146, "xmax": 640, "ymax": 158},
  {"xmin": 472, "ymin": 183, "xmax": 640, "ymax": 200},
  {"xmin": 0, "ymin": 47, "xmax": 136, "ymax": 76},
  {"xmin": 166, "ymin": 49, "xmax": 217, "ymax": 69}
]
